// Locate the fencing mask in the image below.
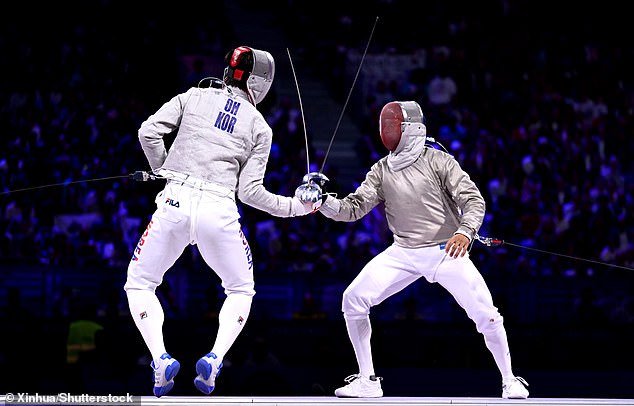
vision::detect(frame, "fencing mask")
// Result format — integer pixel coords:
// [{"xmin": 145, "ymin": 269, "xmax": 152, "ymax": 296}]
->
[
  {"xmin": 224, "ymin": 46, "xmax": 275, "ymax": 105},
  {"xmin": 379, "ymin": 101, "xmax": 426, "ymax": 154}
]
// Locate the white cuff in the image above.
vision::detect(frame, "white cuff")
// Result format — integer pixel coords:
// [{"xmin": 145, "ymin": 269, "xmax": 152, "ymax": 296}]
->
[{"xmin": 454, "ymin": 229, "xmax": 473, "ymax": 242}]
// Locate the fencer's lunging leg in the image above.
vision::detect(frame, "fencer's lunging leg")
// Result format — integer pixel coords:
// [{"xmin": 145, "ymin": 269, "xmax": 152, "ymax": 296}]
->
[
  {"xmin": 343, "ymin": 315, "xmax": 375, "ymax": 377},
  {"xmin": 482, "ymin": 316, "xmax": 514, "ymax": 381},
  {"xmin": 435, "ymin": 256, "xmax": 515, "ymax": 381},
  {"xmin": 341, "ymin": 248, "xmax": 419, "ymax": 377}
]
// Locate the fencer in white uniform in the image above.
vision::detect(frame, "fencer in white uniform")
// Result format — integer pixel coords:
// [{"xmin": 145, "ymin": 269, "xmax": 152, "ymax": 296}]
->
[
  {"xmin": 317, "ymin": 101, "xmax": 529, "ymax": 399},
  {"xmin": 123, "ymin": 46, "xmax": 321, "ymax": 397}
]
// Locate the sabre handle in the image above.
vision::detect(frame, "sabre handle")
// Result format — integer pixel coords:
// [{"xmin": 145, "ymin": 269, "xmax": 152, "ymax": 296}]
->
[
  {"xmin": 130, "ymin": 171, "xmax": 161, "ymax": 182},
  {"xmin": 475, "ymin": 234, "xmax": 504, "ymax": 247}
]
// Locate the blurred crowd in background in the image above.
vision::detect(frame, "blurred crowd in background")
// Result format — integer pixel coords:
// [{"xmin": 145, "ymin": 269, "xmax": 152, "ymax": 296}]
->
[
  {"xmin": 1, "ymin": 0, "xmax": 633, "ymax": 330},
  {"xmin": 1, "ymin": 0, "xmax": 634, "ymax": 397}
]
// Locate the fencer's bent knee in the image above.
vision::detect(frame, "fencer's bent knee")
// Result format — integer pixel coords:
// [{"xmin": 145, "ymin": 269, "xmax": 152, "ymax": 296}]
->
[
  {"xmin": 224, "ymin": 282, "xmax": 256, "ymax": 297},
  {"xmin": 475, "ymin": 312, "xmax": 505, "ymax": 334},
  {"xmin": 341, "ymin": 287, "xmax": 371, "ymax": 317},
  {"xmin": 124, "ymin": 273, "xmax": 161, "ymax": 292}
]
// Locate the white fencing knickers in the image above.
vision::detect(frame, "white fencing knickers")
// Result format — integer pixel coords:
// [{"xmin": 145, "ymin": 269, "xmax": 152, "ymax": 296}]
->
[
  {"xmin": 124, "ymin": 179, "xmax": 255, "ymax": 298},
  {"xmin": 341, "ymin": 243, "xmax": 514, "ymax": 379},
  {"xmin": 342, "ymin": 243, "xmax": 501, "ymax": 327}
]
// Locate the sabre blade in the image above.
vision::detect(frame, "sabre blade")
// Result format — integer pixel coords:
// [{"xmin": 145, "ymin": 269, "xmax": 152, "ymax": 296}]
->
[
  {"xmin": 319, "ymin": 16, "xmax": 379, "ymax": 174},
  {"xmin": 287, "ymin": 48, "xmax": 311, "ymax": 175}
]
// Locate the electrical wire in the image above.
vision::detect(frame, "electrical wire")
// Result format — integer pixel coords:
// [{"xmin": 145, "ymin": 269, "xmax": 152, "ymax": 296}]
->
[
  {"xmin": 475, "ymin": 234, "xmax": 634, "ymax": 272},
  {"xmin": 0, "ymin": 175, "xmax": 131, "ymax": 196}
]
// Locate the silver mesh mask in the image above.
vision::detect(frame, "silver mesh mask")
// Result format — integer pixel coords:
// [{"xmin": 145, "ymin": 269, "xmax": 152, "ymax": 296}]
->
[
  {"xmin": 394, "ymin": 101, "xmax": 426, "ymax": 154},
  {"xmin": 247, "ymin": 48, "xmax": 275, "ymax": 105}
]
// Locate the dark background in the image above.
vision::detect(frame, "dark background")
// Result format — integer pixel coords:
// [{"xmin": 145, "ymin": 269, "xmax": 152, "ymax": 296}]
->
[{"xmin": 1, "ymin": 0, "xmax": 633, "ymax": 399}]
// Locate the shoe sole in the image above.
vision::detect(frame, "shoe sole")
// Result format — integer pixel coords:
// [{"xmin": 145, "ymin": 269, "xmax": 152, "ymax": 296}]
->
[
  {"xmin": 196, "ymin": 357, "xmax": 213, "ymax": 380},
  {"xmin": 194, "ymin": 357, "xmax": 222, "ymax": 395},
  {"xmin": 194, "ymin": 376, "xmax": 214, "ymax": 395},
  {"xmin": 335, "ymin": 390, "xmax": 383, "ymax": 398},
  {"xmin": 153, "ymin": 360, "xmax": 180, "ymax": 397},
  {"xmin": 335, "ymin": 394, "xmax": 383, "ymax": 398}
]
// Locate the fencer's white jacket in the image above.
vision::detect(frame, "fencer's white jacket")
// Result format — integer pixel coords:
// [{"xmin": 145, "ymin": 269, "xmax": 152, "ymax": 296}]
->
[
  {"xmin": 320, "ymin": 147, "xmax": 485, "ymax": 248},
  {"xmin": 138, "ymin": 85, "xmax": 302, "ymax": 217}
]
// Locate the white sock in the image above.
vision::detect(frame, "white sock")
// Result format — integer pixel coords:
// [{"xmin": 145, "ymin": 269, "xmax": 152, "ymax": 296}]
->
[
  {"xmin": 126, "ymin": 289, "xmax": 167, "ymax": 364},
  {"xmin": 345, "ymin": 316, "xmax": 375, "ymax": 378},
  {"xmin": 210, "ymin": 293, "xmax": 252, "ymax": 361},
  {"xmin": 483, "ymin": 323, "xmax": 515, "ymax": 382}
]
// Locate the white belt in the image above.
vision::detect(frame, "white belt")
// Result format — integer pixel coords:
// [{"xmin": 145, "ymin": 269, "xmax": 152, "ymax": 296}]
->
[{"xmin": 158, "ymin": 169, "xmax": 234, "ymax": 200}]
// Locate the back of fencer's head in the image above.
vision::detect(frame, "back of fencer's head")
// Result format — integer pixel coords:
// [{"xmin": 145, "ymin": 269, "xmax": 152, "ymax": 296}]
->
[{"xmin": 223, "ymin": 46, "xmax": 254, "ymax": 91}]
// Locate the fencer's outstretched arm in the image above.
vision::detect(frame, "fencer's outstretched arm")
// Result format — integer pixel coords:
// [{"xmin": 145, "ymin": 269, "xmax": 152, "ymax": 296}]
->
[
  {"xmin": 237, "ymin": 127, "xmax": 317, "ymax": 217},
  {"xmin": 319, "ymin": 165, "xmax": 382, "ymax": 222}
]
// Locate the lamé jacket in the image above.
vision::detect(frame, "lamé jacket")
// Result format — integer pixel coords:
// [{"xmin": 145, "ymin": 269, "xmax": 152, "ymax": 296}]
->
[
  {"xmin": 320, "ymin": 146, "xmax": 485, "ymax": 248},
  {"xmin": 137, "ymin": 85, "xmax": 301, "ymax": 217}
]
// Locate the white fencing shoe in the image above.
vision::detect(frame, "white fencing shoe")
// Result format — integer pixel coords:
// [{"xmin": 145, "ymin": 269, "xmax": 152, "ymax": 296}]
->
[
  {"xmin": 151, "ymin": 353, "xmax": 180, "ymax": 397},
  {"xmin": 502, "ymin": 376, "xmax": 529, "ymax": 399},
  {"xmin": 334, "ymin": 374, "xmax": 383, "ymax": 398}
]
